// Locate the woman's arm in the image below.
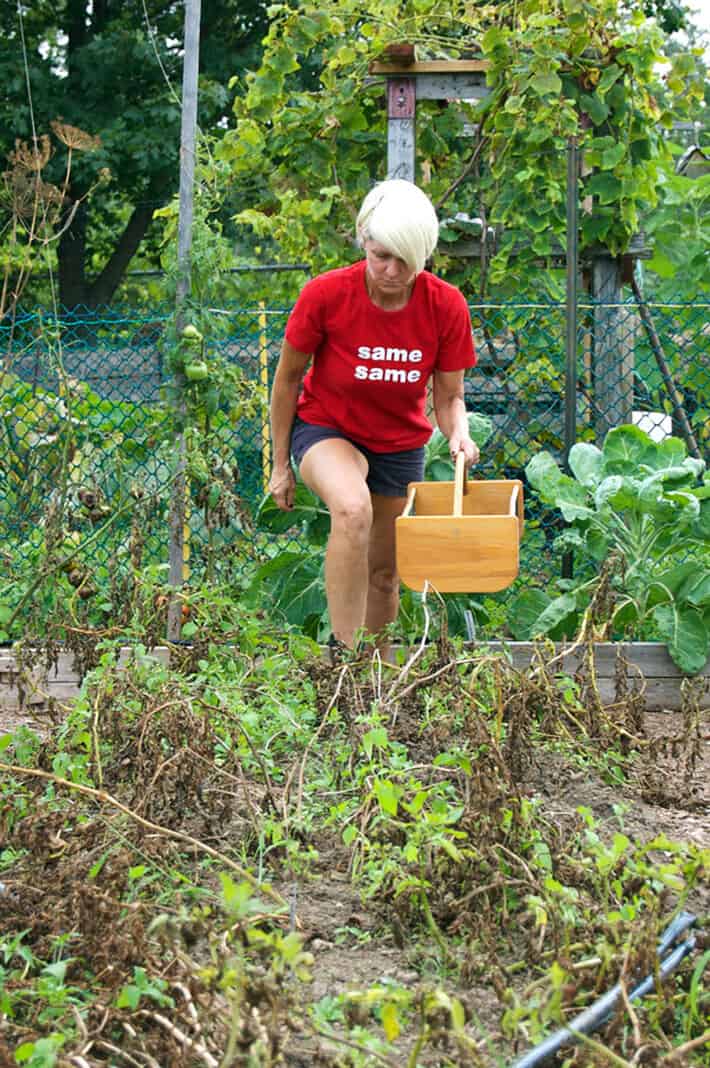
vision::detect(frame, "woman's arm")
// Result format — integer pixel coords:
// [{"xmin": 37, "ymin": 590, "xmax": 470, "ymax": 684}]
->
[
  {"xmin": 269, "ymin": 339, "xmax": 311, "ymax": 510},
  {"xmin": 432, "ymin": 369, "xmax": 480, "ymax": 465}
]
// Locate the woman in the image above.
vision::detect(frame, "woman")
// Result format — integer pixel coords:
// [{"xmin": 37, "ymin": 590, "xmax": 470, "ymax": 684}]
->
[{"xmin": 268, "ymin": 179, "xmax": 479, "ymax": 650}]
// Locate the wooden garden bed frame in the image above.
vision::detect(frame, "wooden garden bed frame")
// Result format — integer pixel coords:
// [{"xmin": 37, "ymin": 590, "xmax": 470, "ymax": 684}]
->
[{"xmin": 1, "ymin": 643, "xmax": 708, "ymax": 715}]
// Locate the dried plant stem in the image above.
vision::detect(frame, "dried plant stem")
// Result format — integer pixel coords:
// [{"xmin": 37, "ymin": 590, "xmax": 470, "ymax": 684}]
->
[
  {"xmin": 0, "ymin": 762, "xmax": 286, "ymax": 907},
  {"xmin": 619, "ymin": 948, "xmax": 640, "ymax": 1046},
  {"xmin": 291, "ymin": 663, "xmax": 349, "ymax": 826},
  {"xmin": 568, "ymin": 1029, "xmax": 636, "ymax": 1066},
  {"xmin": 661, "ymin": 1030, "xmax": 710, "ymax": 1061},
  {"xmin": 305, "ymin": 1021, "xmax": 400, "ymax": 1068},
  {"xmin": 136, "ymin": 1010, "xmax": 219, "ymax": 1067}
]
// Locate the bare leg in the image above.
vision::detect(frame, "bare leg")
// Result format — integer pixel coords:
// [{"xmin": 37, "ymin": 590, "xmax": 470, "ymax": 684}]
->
[
  {"xmin": 299, "ymin": 439, "xmax": 372, "ymax": 648},
  {"xmin": 366, "ymin": 493, "xmax": 407, "ymax": 640}
]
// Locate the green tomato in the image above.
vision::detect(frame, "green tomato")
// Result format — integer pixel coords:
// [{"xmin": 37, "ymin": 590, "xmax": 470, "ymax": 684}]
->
[
  {"xmin": 185, "ymin": 362, "xmax": 209, "ymax": 382},
  {"xmin": 181, "ymin": 324, "xmax": 203, "ymax": 343}
]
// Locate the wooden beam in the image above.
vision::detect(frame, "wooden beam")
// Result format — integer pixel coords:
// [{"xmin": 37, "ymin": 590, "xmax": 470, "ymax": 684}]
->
[{"xmin": 370, "ymin": 59, "xmax": 490, "ymax": 74}]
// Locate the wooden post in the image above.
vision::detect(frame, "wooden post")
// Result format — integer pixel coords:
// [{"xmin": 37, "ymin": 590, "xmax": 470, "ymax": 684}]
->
[
  {"xmin": 167, "ymin": 0, "xmax": 201, "ymax": 642},
  {"xmin": 590, "ymin": 253, "xmax": 633, "ymax": 440},
  {"xmin": 387, "ymin": 77, "xmax": 416, "ymax": 180}
]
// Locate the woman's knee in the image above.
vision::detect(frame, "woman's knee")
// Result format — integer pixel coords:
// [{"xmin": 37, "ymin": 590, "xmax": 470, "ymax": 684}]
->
[
  {"xmin": 329, "ymin": 493, "xmax": 373, "ymax": 542},
  {"xmin": 369, "ymin": 563, "xmax": 399, "ymax": 598}
]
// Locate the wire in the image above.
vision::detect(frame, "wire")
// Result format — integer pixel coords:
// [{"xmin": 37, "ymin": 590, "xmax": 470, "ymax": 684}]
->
[
  {"xmin": 16, "ymin": 0, "xmax": 38, "ymax": 148},
  {"xmin": 140, "ymin": 0, "xmax": 182, "ymax": 108},
  {"xmin": 15, "ymin": 0, "xmax": 62, "ymax": 332}
]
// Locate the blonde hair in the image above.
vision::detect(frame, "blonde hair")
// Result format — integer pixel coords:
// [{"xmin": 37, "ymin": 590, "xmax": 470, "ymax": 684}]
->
[{"xmin": 356, "ymin": 179, "xmax": 439, "ymax": 275}]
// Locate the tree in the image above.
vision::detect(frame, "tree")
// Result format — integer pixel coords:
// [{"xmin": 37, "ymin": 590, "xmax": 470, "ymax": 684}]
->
[
  {"xmin": 0, "ymin": 0, "xmax": 269, "ymax": 309},
  {"xmin": 215, "ymin": 0, "xmax": 705, "ymax": 299}
]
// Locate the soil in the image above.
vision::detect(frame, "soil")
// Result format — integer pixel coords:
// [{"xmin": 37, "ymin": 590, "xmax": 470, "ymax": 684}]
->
[
  {"xmin": 0, "ymin": 666, "xmax": 708, "ymax": 1067},
  {"xmin": 274, "ymin": 705, "xmax": 710, "ymax": 1062}
]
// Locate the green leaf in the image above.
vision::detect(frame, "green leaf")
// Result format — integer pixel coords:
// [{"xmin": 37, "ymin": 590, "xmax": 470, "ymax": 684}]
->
[
  {"xmin": 372, "ymin": 778, "xmax": 400, "ymax": 816},
  {"xmin": 600, "ymin": 143, "xmax": 626, "ymax": 168},
  {"xmin": 361, "ymin": 727, "xmax": 388, "ymax": 757},
  {"xmin": 381, "ymin": 1001, "xmax": 401, "ymax": 1041},
  {"xmin": 653, "ymin": 603, "xmax": 709, "ymax": 674},
  {"xmin": 467, "ymin": 412, "xmax": 494, "ymax": 447},
  {"xmin": 525, "ymin": 451, "xmax": 564, "ymax": 495},
  {"xmin": 531, "ymin": 593, "xmax": 579, "ymax": 637},
  {"xmin": 597, "ymin": 64, "xmax": 623, "ymax": 95},
  {"xmin": 253, "ymin": 552, "xmax": 325, "ymax": 627},
  {"xmin": 579, "ymin": 92, "xmax": 609, "ymax": 125},
  {"xmin": 612, "ymin": 599, "xmax": 639, "ymax": 631},
  {"xmin": 220, "ymin": 875, "xmax": 263, "ymax": 919},
  {"xmin": 530, "ymin": 72, "xmax": 562, "ymax": 96},
  {"xmin": 506, "ymin": 588, "xmax": 552, "ymax": 639},
  {"xmin": 256, "ymin": 483, "xmax": 329, "ymax": 539},
  {"xmin": 602, "ymin": 425, "xmax": 655, "ymax": 473},
  {"xmin": 450, "ymin": 996, "xmax": 466, "ymax": 1031},
  {"xmin": 587, "ymin": 171, "xmax": 622, "ymax": 204},
  {"xmin": 342, "ymin": 824, "xmax": 358, "ymax": 846},
  {"xmin": 568, "ymin": 442, "xmax": 603, "ymax": 488},
  {"xmin": 594, "ymin": 475, "xmax": 634, "ymax": 511}
]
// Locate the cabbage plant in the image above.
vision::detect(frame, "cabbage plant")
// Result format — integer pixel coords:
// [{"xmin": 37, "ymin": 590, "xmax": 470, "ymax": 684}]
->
[{"xmin": 513, "ymin": 425, "xmax": 710, "ymax": 673}]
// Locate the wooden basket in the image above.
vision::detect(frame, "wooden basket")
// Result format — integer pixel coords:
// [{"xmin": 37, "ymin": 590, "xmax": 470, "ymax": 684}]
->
[{"xmin": 396, "ymin": 451, "xmax": 524, "ymax": 592}]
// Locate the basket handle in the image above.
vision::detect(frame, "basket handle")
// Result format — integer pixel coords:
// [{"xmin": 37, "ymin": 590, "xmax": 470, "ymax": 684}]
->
[{"xmin": 453, "ymin": 450, "xmax": 469, "ymax": 516}]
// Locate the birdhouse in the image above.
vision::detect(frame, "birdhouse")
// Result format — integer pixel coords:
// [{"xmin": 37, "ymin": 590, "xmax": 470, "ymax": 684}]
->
[{"xmin": 675, "ymin": 144, "xmax": 710, "ymax": 179}]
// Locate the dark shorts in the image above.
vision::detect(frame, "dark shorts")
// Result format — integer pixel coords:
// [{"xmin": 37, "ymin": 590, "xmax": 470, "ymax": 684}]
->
[{"xmin": 290, "ymin": 417, "xmax": 425, "ymax": 498}]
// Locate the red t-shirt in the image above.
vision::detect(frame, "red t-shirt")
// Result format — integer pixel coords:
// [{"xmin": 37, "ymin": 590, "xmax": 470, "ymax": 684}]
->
[{"xmin": 285, "ymin": 260, "xmax": 476, "ymax": 452}]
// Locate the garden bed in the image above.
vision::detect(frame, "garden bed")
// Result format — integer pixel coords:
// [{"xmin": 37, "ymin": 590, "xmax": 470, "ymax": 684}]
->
[{"xmin": 0, "ymin": 634, "xmax": 708, "ymax": 1065}]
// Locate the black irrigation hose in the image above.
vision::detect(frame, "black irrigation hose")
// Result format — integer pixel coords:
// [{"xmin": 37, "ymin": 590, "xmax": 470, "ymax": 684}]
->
[{"xmin": 509, "ymin": 911, "xmax": 698, "ymax": 1068}]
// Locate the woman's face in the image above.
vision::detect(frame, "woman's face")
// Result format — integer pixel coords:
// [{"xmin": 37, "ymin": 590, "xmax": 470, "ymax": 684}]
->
[{"xmin": 363, "ymin": 240, "xmax": 416, "ymax": 300}]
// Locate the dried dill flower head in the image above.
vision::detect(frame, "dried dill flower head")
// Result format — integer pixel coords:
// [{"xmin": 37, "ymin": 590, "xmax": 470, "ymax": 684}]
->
[
  {"xmin": 8, "ymin": 134, "xmax": 52, "ymax": 172},
  {"xmin": 50, "ymin": 121, "xmax": 101, "ymax": 152}
]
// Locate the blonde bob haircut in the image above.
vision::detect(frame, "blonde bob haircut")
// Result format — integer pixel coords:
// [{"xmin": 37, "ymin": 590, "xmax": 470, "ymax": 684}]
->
[{"xmin": 356, "ymin": 179, "xmax": 439, "ymax": 275}]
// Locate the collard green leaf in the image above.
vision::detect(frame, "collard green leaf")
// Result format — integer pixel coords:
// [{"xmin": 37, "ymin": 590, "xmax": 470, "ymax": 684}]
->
[
  {"xmin": 531, "ymin": 592, "xmax": 579, "ymax": 638},
  {"xmin": 612, "ymin": 599, "xmax": 639, "ymax": 632},
  {"xmin": 527, "ymin": 451, "xmax": 591, "ymax": 516},
  {"xmin": 507, "ymin": 588, "xmax": 552, "ymax": 640},
  {"xmin": 653, "ymin": 603, "xmax": 709, "ymax": 674},
  {"xmin": 601, "ymin": 425, "xmax": 655, "ymax": 473},
  {"xmin": 467, "ymin": 412, "xmax": 494, "ymax": 447},
  {"xmin": 639, "ymin": 434, "xmax": 697, "ymax": 476},
  {"xmin": 594, "ymin": 475, "xmax": 637, "ymax": 511},
  {"xmin": 584, "ymin": 526, "xmax": 610, "ymax": 560},
  {"xmin": 525, "ymin": 452, "xmax": 565, "ymax": 499},
  {"xmin": 683, "ymin": 571, "xmax": 710, "ymax": 607},
  {"xmin": 647, "ymin": 563, "xmax": 701, "ymax": 607},
  {"xmin": 568, "ymin": 442, "xmax": 603, "ymax": 488}
]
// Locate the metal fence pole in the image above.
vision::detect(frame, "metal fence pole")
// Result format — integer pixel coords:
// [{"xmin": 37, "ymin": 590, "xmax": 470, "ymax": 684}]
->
[{"xmin": 562, "ymin": 137, "xmax": 579, "ymax": 581}]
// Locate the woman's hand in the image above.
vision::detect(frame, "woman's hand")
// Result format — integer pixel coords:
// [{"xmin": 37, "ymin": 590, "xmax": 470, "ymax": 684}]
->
[
  {"xmin": 449, "ymin": 433, "xmax": 480, "ymax": 467},
  {"xmin": 269, "ymin": 464, "xmax": 296, "ymax": 511}
]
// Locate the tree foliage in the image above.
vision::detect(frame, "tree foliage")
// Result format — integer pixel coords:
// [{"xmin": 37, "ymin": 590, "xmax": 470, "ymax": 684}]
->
[
  {"xmin": 216, "ymin": 0, "xmax": 705, "ymax": 297},
  {"xmin": 0, "ymin": 0, "xmax": 269, "ymax": 309}
]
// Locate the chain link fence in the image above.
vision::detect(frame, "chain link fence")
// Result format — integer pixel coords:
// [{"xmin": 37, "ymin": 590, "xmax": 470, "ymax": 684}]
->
[{"xmin": 1, "ymin": 295, "xmax": 708, "ymax": 624}]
